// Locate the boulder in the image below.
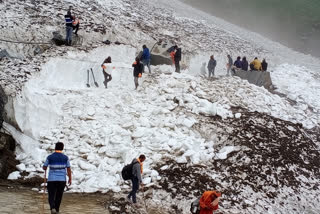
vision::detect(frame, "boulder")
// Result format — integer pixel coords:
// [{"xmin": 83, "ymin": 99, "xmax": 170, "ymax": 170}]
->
[
  {"xmin": 52, "ymin": 31, "xmax": 65, "ymax": 46},
  {"xmin": 0, "ymin": 133, "xmax": 18, "ymax": 179},
  {"xmin": 233, "ymin": 69, "xmax": 273, "ymax": 90},
  {"xmin": 0, "ymin": 49, "xmax": 11, "ymax": 58}
]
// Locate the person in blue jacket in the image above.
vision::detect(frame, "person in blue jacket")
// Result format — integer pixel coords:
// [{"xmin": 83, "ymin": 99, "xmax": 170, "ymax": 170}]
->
[
  {"xmin": 43, "ymin": 142, "xmax": 72, "ymax": 214},
  {"xmin": 234, "ymin": 56, "xmax": 242, "ymax": 69},
  {"xmin": 141, "ymin": 45, "xmax": 151, "ymax": 73}
]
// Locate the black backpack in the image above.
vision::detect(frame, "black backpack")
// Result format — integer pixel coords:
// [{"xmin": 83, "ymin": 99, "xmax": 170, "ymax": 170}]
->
[
  {"xmin": 190, "ymin": 197, "xmax": 201, "ymax": 214},
  {"xmin": 121, "ymin": 162, "xmax": 139, "ymax": 180}
]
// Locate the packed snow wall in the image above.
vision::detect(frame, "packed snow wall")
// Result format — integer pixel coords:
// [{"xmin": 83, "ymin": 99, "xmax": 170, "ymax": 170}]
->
[{"xmin": 11, "ymin": 45, "xmax": 137, "ymax": 140}]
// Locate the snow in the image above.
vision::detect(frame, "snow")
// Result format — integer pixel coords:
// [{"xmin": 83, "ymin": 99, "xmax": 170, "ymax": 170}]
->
[
  {"xmin": 7, "ymin": 171, "xmax": 21, "ymax": 180},
  {"xmin": 1, "ymin": 0, "xmax": 320, "ymax": 213}
]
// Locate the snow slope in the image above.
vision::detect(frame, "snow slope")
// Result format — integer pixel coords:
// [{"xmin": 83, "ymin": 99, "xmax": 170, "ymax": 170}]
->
[
  {"xmin": 1, "ymin": 0, "xmax": 320, "ymax": 213},
  {"xmin": 4, "ymin": 45, "xmax": 320, "ymax": 213}
]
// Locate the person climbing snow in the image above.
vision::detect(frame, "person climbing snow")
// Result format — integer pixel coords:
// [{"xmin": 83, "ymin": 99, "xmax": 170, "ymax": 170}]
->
[
  {"xmin": 132, "ymin": 57, "xmax": 143, "ymax": 90},
  {"xmin": 127, "ymin": 154, "xmax": 146, "ymax": 204},
  {"xmin": 141, "ymin": 45, "xmax": 151, "ymax": 73},
  {"xmin": 199, "ymin": 191, "xmax": 221, "ymax": 214},
  {"xmin": 174, "ymin": 45, "xmax": 182, "ymax": 73},
  {"xmin": 226, "ymin": 54, "xmax": 233, "ymax": 76},
  {"xmin": 65, "ymin": 10, "xmax": 74, "ymax": 46},
  {"xmin": 101, "ymin": 56, "xmax": 114, "ymax": 88},
  {"xmin": 43, "ymin": 142, "xmax": 72, "ymax": 214},
  {"xmin": 72, "ymin": 16, "xmax": 80, "ymax": 36},
  {"xmin": 207, "ymin": 55, "xmax": 217, "ymax": 78}
]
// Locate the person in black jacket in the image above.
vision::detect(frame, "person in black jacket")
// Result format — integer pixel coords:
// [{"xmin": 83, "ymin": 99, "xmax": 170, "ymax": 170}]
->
[
  {"xmin": 241, "ymin": 56, "xmax": 249, "ymax": 71},
  {"xmin": 261, "ymin": 59, "xmax": 268, "ymax": 71},
  {"xmin": 174, "ymin": 45, "xmax": 182, "ymax": 73},
  {"xmin": 132, "ymin": 57, "xmax": 143, "ymax": 90}
]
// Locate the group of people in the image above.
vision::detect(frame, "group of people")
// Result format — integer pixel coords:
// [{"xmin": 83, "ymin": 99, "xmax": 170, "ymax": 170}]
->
[
  {"xmin": 228, "ymin": 55, "xmax": 268, "ymax": 73},
  {"xmin": 100, "ymin": 45, "xmax": 152, "ymax": 90},
  {"xmin": 64, "ymin": 6, "xmax": 80, "ymax": 46},
  {"xmin": 202, "ymin": 55, "xmax": 268, "ymax": 78},
  {"xmin": 43, "ymin": 142, "xmax": 221, "ymax": 214}
]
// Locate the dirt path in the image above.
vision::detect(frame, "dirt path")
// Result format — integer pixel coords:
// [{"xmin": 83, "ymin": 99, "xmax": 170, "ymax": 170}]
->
[{"xmin": 0, "ymin": 184, "xmax": 109, "ymax": 214}]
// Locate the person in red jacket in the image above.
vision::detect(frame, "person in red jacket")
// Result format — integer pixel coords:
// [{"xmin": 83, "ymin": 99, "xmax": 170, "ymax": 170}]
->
[{"xmin": 199, "ymin": 191, "xmax": 221, "ymax": 214}]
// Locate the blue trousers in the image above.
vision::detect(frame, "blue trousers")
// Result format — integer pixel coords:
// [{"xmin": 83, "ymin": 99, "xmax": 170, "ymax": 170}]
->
[
  {"xmin": 142, "ymin": 59, "xmax": 151, "ymax": 73},
  {"xmin": 66, "ymin": 26, "xmax": 73, "ymax": 45},
  {"xmin": 128, "ymin": 177, "xmax": 139, "ymax": 203}
]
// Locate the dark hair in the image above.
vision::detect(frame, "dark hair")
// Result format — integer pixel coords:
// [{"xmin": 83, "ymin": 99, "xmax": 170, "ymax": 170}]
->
[
  {"xmin": 174, "ymin": 45, "xmax": 178, "ymax": 49},
  {"xmin": 139, "ymin": 154, "xmax": 146, "ymax": 160},
  {"xmin": 142, "ymin": 45, "xmax": 147, "ymax": 49},
  {"xmin": 237, "ymin": 56, "xmax": 241, "ymax": 60},
  {"xmin": 105, "ymin": 56, "xmax": 111, "ymax": 63},
  {"xmin": 55, "ymin": 142, "xmax": 64, "ymax": 150},
  {"xmin": 242, "ymin": 56, "xmax": 246, "ymax": 61},
  {"xmin": 254, "ymin": 57, "xmax": 258, "ymax": 60},
  {"xmin": 135, "ymin": 57, "xmax": 140, "ymax": 63}
]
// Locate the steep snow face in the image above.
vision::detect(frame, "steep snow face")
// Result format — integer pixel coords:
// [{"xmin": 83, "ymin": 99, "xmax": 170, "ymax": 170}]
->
[
  {"xmin": 5, "ymin": 46, "xmax": 320, "ymax": 214},
  {"xmin": 13, "ymin": 46, "xmax": 136, "ymax": 139},
  {"xmin": 1, "ymin": 0, "xmax": 320, "ymax": 213}
]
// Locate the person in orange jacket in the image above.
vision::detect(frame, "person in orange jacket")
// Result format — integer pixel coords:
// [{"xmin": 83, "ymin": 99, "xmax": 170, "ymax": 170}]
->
[
  {"xmin": 72, "ymin": 16, "xmax": 80, "ymax": 35},
  {"xmin": 170, "ymin": 51, "xmax": 175, "ymax": 65},
  {"xmin": 132, "ymin": 57, "xmax": 143, "ymax": 90},
  {"xmin": 199, "ymin": 191, "xmax": 221, "ymax": 214}
]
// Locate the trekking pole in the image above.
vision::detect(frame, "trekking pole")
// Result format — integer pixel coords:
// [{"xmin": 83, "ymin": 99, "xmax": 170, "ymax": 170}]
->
[
  {"xmin": 90, "ymin": 68, "xmax": 99, "ymax": 87},
  {"xmin": 141, "ymin": 185, "xmax": 148, "ymax": 213},
  {"xmin": 86, "ymin": 69, "xmax": 90, "ymax": 87},
  {"xmin": 41, "ymin": 170, "xmax": 47, "ymax": 214}
]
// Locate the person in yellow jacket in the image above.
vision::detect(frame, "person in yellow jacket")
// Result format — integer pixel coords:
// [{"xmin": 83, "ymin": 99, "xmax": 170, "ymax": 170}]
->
[{"xmin": 250, "ymin": 57, "xmax": 262, "ymax": 71}]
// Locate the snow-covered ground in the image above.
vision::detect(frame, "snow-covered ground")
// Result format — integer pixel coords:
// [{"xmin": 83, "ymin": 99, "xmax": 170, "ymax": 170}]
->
[{"xmin": 1, "ymin": 0, "xmax": 320, "ymax": 213}]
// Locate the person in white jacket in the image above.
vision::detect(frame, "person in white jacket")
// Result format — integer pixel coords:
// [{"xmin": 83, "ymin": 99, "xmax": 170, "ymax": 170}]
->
[{"xmin": 101, "ymin": 56, "xmax": 115, "ymax": 88}]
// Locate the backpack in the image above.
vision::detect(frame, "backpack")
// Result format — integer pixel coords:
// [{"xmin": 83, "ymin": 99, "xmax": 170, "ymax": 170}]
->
[
  {"xmin": 190, "ymin": 197, "xmax": 201, "ymax": 214},
  {"xmin": 121, "ymin": 162, "xmax": 139, "ymax": 180}
]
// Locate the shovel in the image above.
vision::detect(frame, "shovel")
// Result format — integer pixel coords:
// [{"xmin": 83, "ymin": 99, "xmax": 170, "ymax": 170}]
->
[
  {"xmin": 90, "ymin": 68, "xmax": 99, "ymax": 87},
  {"xmin": 86, "ymin": 70, "xmax": 90, "ymax": 87}
]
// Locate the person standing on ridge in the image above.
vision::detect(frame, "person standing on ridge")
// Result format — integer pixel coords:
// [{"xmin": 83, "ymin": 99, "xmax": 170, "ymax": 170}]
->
[
  {"xmin": 141, "ymin": 45, "xmax": 151, "ymax": 73},
  {"xmin": 65, "ymin": 9, "xmax": 74, "ymax": 46},
  {"xmin": 132, "ymin": 57, "xmax": 143, "ymax": 90},
  {"xmin": 174, "ymin": 45, "xmax": 182, "ymax": 73},
  {"xmin": 261, "ymin": 58, "xmax": 268, "ymax": 71},
  {"xmin": 101, "ymin": 56, "xmax": 114, "ymax": 88},
  {"xmin": 250, "ymin": 57, "xmax": 262, "ymax": 71},
  {"xmin": 72, "ymin": 16, "xmax": 80, "ymax": 36},
  {"xmin": 43, "ymin": 142, "xmax": 72, "ymax": 214},
  {"xmin": 241, "ymin": 56, "xmax": 248, "ymax": 71},
  {"xmin": 199, "ymin": 191, "xmax": 221, "ymax": 214},
  {"xmin": 127, "ymin": 154, "xmax": 146, "ymax": 204},
  {"xmin": 226, "ymin": 54, "xmax": 233, "ymax": 76},
  {"xmin": 207, "ymin": 55, "xmax": 217, "ymax": 78}
]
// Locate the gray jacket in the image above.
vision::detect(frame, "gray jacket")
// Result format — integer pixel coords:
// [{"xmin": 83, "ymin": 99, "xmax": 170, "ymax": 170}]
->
[
  {"xmin": 208, "ymin": 59, "xmax": 217, "ymax": 70},
  {"xmin": 131, "ymin": 158, "xmax": 142, "ymax": 183}
]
